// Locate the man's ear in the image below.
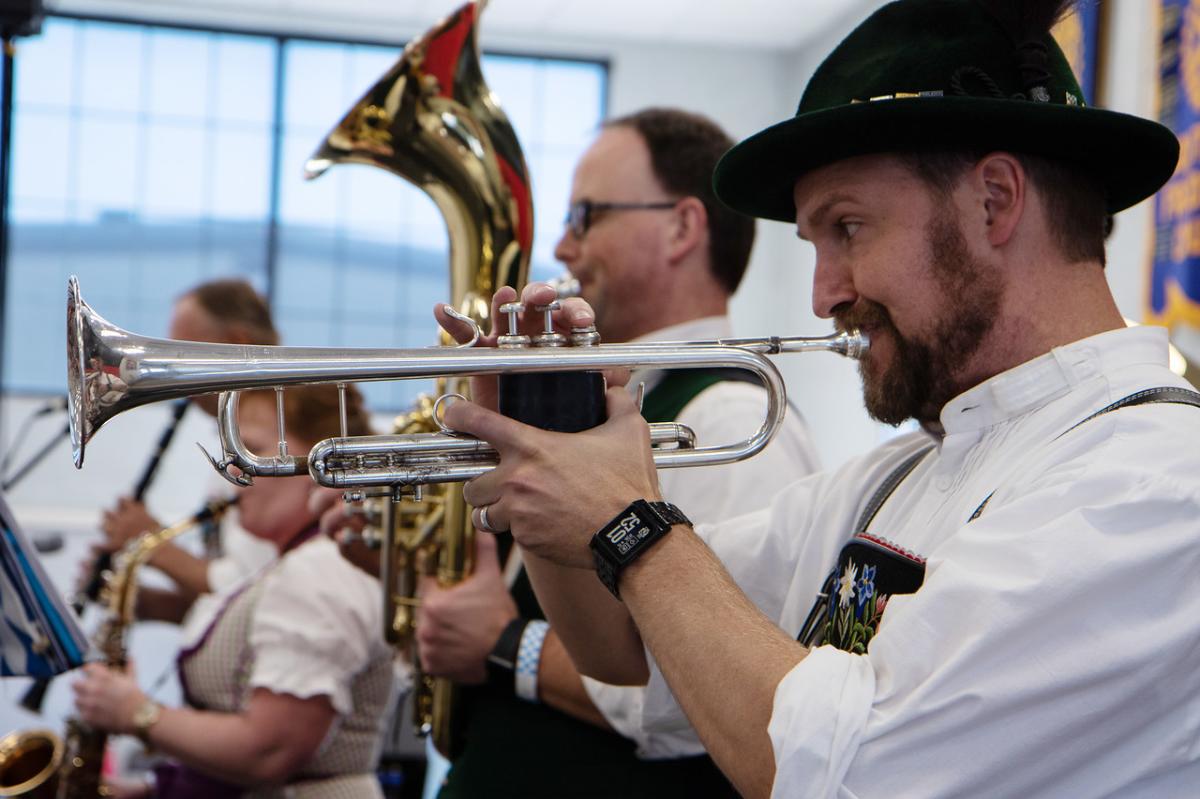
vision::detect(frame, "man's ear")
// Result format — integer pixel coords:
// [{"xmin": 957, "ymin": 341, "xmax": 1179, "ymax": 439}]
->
[
  {"xmin": 666, "ymin": 197, "xmax": 707, "ymax": 264},
  {"xmin": 975, "ymin": 152, "xmax": 1026, "ymax": 248}
]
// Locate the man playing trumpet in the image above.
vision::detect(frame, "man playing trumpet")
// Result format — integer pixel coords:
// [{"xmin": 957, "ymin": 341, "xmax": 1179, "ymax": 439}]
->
[{"xmin": 433, "ymin": 0, "xmax": 1200, "ymax": 796}]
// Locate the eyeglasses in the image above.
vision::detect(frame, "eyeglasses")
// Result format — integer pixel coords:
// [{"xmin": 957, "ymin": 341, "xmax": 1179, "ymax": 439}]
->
[{"xmin": 564, "ymin": 199, "xmax": 678, "ymax": 238}]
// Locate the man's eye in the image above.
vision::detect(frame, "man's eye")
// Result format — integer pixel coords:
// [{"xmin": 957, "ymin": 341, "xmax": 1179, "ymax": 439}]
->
[{"xmin": 838, "ymin": 221, "xmax": 861, "ymax": 239}]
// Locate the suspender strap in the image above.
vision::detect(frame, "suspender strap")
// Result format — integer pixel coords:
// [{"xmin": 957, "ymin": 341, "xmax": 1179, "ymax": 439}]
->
[
  {"xmin": 854, "ymin": 445, "xmax": 935, "ymax": 533},
  {"xmin": 969, "ymin": 386, "xmax": 1200, "ymax": 521},
  {"xmin": 1056, "ymin": 386, "xmax": 1200, "ymax": 439}
]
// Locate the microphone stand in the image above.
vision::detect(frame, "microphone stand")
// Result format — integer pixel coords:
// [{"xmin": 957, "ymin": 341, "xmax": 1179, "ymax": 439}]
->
[{"xmin": 0, "ymin": 420, "xmax": 70, "ymax": 492}]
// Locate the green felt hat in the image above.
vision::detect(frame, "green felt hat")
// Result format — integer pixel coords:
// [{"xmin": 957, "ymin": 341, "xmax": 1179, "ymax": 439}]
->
[{"xmin": 714, "ymin": 0, "xmax": 1180, "ymax": 222}]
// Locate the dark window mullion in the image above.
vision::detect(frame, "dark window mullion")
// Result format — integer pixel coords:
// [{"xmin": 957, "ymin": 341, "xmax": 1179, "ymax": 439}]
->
[{"xmin": 264, "ymin": 35, "xmax": 286, "ymax": 306}]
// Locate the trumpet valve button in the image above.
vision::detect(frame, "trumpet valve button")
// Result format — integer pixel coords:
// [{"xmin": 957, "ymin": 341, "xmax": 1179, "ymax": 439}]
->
[
  {"xmin": 570, "ymin": 324, "xmax": 601, "ymax": 347},
  {"xmin": 497, "ymin": 302, "xmax": 530, "ymax": 349},
  {"xmin": 532, "ymin": 302, "xmax": 566, "ymax": 347}
]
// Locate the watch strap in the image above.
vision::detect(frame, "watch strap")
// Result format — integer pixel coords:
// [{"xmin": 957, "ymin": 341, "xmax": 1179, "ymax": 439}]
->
[
  {"xmin": 486, "ymin": 617, "xmax": 528, "ymax": 687},
  {"xmin": 132, "ymin": 698, "xmax": 161, "ymax": 747}
]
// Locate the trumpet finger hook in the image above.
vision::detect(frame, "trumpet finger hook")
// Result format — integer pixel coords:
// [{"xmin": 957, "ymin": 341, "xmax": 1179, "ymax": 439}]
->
[{"xmin": 441, "ymin": 306, "xmax": 481, "ymax": 348}]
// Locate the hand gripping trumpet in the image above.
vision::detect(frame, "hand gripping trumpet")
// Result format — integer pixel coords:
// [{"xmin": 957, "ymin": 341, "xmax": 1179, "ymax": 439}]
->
[{"xmin": 67, "ymin": 277, "xmax": 869, "ymax": 490}]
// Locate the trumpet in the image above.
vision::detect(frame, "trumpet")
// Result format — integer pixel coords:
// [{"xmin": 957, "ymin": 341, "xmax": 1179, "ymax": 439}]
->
[{"xmin": 67, "ymin": 277, "xmax": 868, "ymax": 491}]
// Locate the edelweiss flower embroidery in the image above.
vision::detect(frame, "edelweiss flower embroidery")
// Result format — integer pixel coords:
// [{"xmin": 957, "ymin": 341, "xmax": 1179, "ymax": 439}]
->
[{"xmin": 837, "ymin": 561, "xmax": 858, "ymax": 608}]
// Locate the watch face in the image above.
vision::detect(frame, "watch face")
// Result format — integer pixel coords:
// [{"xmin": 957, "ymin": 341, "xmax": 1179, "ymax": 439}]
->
[{"xmin": 604, "ymin": 509, "xmax": 650, "ymax": 558}]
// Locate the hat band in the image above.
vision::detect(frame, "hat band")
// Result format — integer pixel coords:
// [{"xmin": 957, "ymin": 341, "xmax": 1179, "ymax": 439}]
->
[{"xmin": 849, "ymin": 87, "xmax": 1082, "ymax": 107}]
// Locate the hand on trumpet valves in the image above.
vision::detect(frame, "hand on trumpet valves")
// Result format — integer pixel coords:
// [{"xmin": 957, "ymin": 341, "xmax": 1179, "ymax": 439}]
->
[
  {"xmin": 312, "ymin": 488, "xmax": 380, "ymax": 579},
  {"xmin": 71, "ymin": 659, "xmax": 149, "ymax": 735},
  {"xmin": 451, "ymin": 384, "xmax": 661, "ymax": 570},
  {"xmin": 101, "ymin": 496, "xmax": 161, "ymax": 553},
  {"xmin": 415, "ymin": 533, "xmax": 517, "ymax": 685},
  {"xmin": 433, "ymin": 282, "xmax": 622, "ymax": 410}
]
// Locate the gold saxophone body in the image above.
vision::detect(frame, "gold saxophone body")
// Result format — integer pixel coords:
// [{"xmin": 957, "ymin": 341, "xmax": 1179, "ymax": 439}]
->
[
  {"xmin": 0, "ymin": 499, "xmax": 237, "ymax": 798},
  {"xmin": 305, "ymin": 0, "xmax": 532, "ymax": 758}
]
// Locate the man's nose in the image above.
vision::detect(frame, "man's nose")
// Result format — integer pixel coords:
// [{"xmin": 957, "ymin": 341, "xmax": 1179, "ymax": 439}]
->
[
  {"xmin": 811, "ymin": 254, "xmax": 857, "ymax": 319},
  {"xmin": 554, "ymin": 226, "xmax": 579, "ymax": 264}
]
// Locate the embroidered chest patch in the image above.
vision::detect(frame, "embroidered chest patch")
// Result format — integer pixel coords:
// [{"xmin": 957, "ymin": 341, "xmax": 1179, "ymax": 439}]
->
[{"xmin": 798, "ymin": 533, "xmax": 926, "ymax": 653}]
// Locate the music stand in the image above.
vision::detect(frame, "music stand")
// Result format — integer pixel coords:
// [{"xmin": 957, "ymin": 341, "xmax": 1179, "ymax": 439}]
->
[{"xmin": 0, "ymin": 491, "xmax": 87, "ymax": 677}]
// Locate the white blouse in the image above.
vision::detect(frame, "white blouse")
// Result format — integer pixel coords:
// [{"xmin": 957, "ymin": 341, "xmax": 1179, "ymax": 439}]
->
[{"xmin": 182, "ymin": 536, "xmax": 397, "ymax": 717}]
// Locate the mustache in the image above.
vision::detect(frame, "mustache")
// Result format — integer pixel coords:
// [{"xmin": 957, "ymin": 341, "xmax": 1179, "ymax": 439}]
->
[{"xmin": 834, "ymin": 300, "xmax": 894, "ymax": 334}]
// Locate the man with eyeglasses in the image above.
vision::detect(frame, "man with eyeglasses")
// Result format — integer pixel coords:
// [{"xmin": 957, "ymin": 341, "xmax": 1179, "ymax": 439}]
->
[{"xmin": 414, "ymin": 108, "xmax": 819, "ymax": 798}]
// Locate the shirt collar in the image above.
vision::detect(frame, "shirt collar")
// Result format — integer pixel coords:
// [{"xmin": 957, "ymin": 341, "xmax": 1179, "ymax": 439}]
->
[{"xmin": 939, "ymin": 325, "xmax": 1170, "ymax": 435}]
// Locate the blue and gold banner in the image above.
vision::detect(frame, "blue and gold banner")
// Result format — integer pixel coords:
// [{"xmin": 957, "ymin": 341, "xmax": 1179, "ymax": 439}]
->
[
  {"xmin": 1053, "ymin": 2, "xmax": 1103, "ymax": 105},
  {"xmin": 1151, "ymin": 0, "xmax": 1200, "ymax": 328}
]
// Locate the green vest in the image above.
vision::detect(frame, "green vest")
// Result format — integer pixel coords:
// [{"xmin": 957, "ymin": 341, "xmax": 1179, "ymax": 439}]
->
[{"xmin": 437, "ymin": 371, "xmax": 744, "ymax": 799}]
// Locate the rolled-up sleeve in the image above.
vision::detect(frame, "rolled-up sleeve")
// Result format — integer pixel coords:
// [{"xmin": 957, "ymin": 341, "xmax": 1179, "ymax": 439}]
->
[{"xmin": 768, "ymin": 647, "xmax": 875, "ymax": 799}]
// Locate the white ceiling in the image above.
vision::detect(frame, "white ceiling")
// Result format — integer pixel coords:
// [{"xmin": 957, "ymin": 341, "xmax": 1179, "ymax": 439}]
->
[{"xmin": 52, "ymin": 0, "xmax": 884, "ymax": 51}]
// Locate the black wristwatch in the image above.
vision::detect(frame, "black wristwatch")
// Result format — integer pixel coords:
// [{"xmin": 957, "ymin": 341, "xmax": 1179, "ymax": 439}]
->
[
  {"xmin": 589, "ymin": 500, "xmax": 690, "ymax": 599},
  {"xmin": 486, "ymin": 617, "xmax": 528, "ymax": 687}
]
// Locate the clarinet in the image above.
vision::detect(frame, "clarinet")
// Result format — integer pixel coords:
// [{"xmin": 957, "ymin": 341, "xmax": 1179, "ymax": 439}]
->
[{"xmin": 18, "ymin": 399, "xmax": 189, "ymax": 714}]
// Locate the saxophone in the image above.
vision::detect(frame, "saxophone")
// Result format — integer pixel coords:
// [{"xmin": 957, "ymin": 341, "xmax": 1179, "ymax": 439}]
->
[
  {"xmin": 60, "ymin": 498, "xmax": 234, "ymax": 798},
  {"xmin": 305, "ymin": 0, "xmax": 532, "ymax": 759}
]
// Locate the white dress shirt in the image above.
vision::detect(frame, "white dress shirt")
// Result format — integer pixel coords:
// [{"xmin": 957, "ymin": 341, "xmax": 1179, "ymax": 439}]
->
[
  {"xmin": 641, "ymin": 325, "xmax": 1200, "ymax": 796},
  {"xmin": 583, "ymin": 316, "xmax": 822, "ymax": 758}
]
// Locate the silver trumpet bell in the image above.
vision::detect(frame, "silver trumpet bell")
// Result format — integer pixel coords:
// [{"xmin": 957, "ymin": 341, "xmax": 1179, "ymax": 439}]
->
[{"xmin": 66, "ymin": 276, "xmax": 868, "ymax": 486}]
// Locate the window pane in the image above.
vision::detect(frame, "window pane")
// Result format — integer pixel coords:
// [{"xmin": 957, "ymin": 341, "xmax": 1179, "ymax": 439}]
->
[
  {"xmin": 147, "ymin": 29, "xmax": 211, "ymax": 121},
  {"xmin": 2, "ymin": 15, "xmax": 605, "ymax": 412},
  {"xmin": 2, "ymin": 18, "xmax": 275, "ymax": 396},
  {"xmin": 214, "ymin": 35, "xmax": 277, "ymax": 125},
  {"xmin": 16, "ymin": 18, "xmax": 77, "ymax": 111},
  {"xmin": 78, "ymin": 22, "xmax": 144, "ymax": 115}
]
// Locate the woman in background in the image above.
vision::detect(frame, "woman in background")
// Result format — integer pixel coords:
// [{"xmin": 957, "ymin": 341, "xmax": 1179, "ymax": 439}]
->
[{"xmin": 73, "ymin": 384, "xmax": 397, "ymax": 799}]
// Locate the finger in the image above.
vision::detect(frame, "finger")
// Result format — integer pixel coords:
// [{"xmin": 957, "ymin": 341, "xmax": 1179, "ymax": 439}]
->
[
  {"xmin": 605, "ymin": 384, "xmax": 643, "ymax": 419},
  {"xmin": 487, "ymin": 286, "xmax": 520, "ymax": 338},
  {"xmin": 519, "ymin": 281, "xmax": 557, "ymax": 307},
  {"xmin": 471, "ymin": 503, "xmax": 510, "ymax": 536},
  {"xmin": 318, "ymin": 504, "xmax": 350, "ymax": 538},
  {"xmin": 307, "ymin": 487, "xmax": 338, "ymax": 515},
  {"xmin": 605, "ymin": 367, "xmax": 631, "ymax": 389},
  {"xmin": 474, "ymin": 529, "xmax": 502, "ymax": 572},
  {"xmin": 442, "ymin": 399, "xmax": 539, "ymax": 457},
  {"xmin": 416, "ymin": 573, "xmax": 440, "ymax": 602},
  {"xmin": 558, "ymin": 297, "xmax": 595, "ymax": 331},
  {"xmin": 462, "ymin": 468, "xmax": 503, "ymax": 509}
]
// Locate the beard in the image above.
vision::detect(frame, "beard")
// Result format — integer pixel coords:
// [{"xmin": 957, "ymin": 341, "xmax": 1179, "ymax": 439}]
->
[{"xmin": 836, "ymin": 214, "xmax": 1003, "ymax": 426}]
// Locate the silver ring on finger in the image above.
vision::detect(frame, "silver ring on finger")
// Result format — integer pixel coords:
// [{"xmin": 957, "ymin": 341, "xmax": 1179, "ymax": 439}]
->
[{"xmin": 478, "ymin": 504, "xmax": 502, "ymax": 534}]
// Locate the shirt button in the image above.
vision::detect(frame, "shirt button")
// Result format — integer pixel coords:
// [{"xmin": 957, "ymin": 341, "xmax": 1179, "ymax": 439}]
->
[{"xmin": 935, "ymin": 476, "xmax": 952, "ymax": 492}]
